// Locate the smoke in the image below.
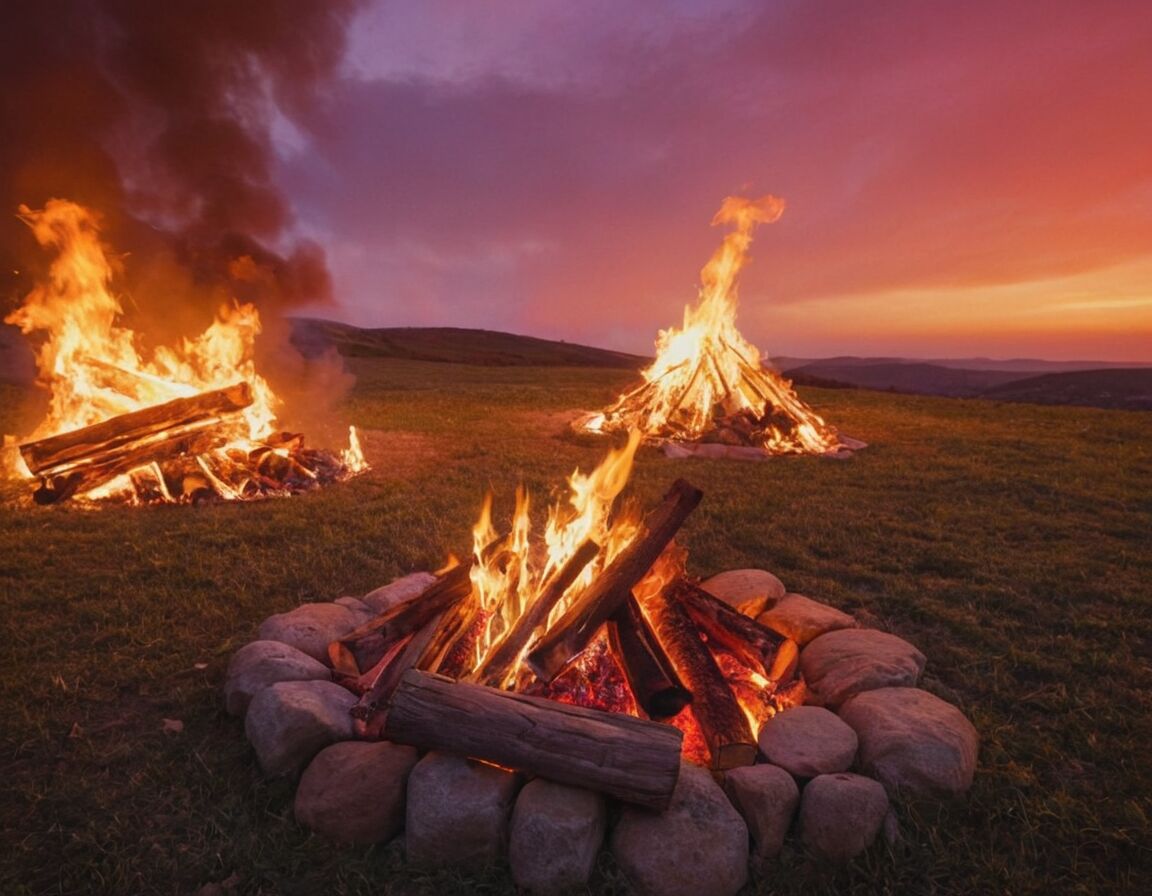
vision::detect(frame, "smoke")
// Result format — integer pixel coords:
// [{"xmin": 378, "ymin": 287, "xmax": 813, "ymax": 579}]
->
[{"xmin": 0, "ymin": 0, "xmax": 361, "ymax": 325}]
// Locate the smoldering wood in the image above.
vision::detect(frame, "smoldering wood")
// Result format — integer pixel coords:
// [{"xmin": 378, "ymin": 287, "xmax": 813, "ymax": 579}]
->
[
  {"xmin": 327, "ymin": 563, "xmax": 473, "ymax": 674},
  {"xmin": 19, "ymin": 382, "xmax": 253, "ymax": 474},
  {"xmin": 384, "ymin": 669, "xmax": 684, "ymax": 810},
  {"xmin": 677, "ymin": 579, "xmax": 786, "ymax": 675},
  {"xmin": 608, "ymin": 593, "xmax": 692, "ymax": 720},
  {"xmin": 471, "ymin": 538, "xmax": 600, "ymax": 688},
  {"xmin": 642, "ymin": 583, "xmax": 757, "ymax": 770},
  {"xmin": 527, "ymin": 479, "xmax": 704, "ymax": 682},
  {"xmin": 415, "ymin": 591, "xmax": 479, "ymax": 674}
]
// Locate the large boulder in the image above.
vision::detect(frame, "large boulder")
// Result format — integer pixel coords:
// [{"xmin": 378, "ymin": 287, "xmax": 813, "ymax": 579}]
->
[
  {"xmin": 723, "ymin": 763, "xmax": 799, "ymax": 867},
  {"xmin": 799, "ymin": 772, "xmax": 889, "ymax": 862},
  {"xmin": 223, "ymin": 640, "xmax": 330, "ymax": 717},
  {"xmin": 362, "ymin": 572, "xmax": 438, "ymax": 614},
  {"xmin": 244, "ymin": 680, "xmax": 357, "ymax": 778},
  {"xmin": 838, "ymin": 687, "xmax": 979, "ymax": 796},
  {"xmin": 612, "ymin": 764, "xmax": 748, "ymax": 896},
  {"xmin": 405, "ymin": 752, "xmax": 520, "ymax": 871},
  {"xmin": 509, "ymin": 779, "xmax": 607, "ymax": 893},
  {"xmin": 757, "ymin": 593, "xmax": 856, "ymax": 646},
  {"xmin": 295, "ymin": 740, "xmax": 419, "ymax": 844},
  {"xmin": 332, "ymin": 596, "xmax": 377, "ymax": 626},
  {"xmin": 758, "ymin": 706, "xmax": 858, "ymax": 778},
  {"xmin": 800, "ymin": 629, "xmax": 926, "ymax": 708},
  {"xmin": 257, "ymin": 602, "xmax": 361, "ymax": 663},
  {"xmin": 700, "ymin": 569, "xmax": 786, "ymax": 617}
]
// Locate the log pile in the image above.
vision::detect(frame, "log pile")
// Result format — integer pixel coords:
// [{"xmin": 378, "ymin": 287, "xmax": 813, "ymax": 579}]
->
[
  {"xmin": 14, "ymin": 382, "xmax": 359, "ymax": 504},
  {"xmin": 327, "ymin": 477, "xmax": 804, "ymax": 802}
]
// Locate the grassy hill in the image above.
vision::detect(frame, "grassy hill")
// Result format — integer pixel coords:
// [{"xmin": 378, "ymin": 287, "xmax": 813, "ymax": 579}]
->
[
  {"xmin": 982, "ymin": 367, "xmax": 1152, "ymax": 410},
  {"xmin": 291, "ymin": 317, "xmax": 648, "ymax": 368},
  {"xmin": 1, "ymin": 340, "xmax": 1151, "ymax": 894}
]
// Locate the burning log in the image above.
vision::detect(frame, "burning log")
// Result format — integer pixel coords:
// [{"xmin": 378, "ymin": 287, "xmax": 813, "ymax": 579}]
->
[
  {"xmin": 608, "ymin": 593, "xmax": 692, "ymax": 720},
  {"xmin": 641, "ymin": 582, "xmax": 757, "ymax": 770},
  {"xmin": 676, "ymin": 580, "xmax": 787, "ymax": 677},
  {"xmin": 351, "ymin": 611, "xmax": 447, "ymax": 730},
  {"xmin": 385, "ymin": 669, "xmax": 683, "ymax": 810},
  {"xmin": 471, "ymin": 538, "xmax": 600, "ymax": 688},
  {"xmin": 527, "ymin": 479, "xmax": 704, "ymax": 682},
  {"xmin": 18, "ymin": 383, "xmax": 254, "ymax": 503},
  {"xmin": 328, "ymin": 563, "xmax": 474, "ymax": 676}
]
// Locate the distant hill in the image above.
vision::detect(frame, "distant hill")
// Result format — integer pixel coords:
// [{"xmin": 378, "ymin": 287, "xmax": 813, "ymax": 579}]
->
[
  {"xmin": 980, "ymin": 368, "xmax": 1152, "ymax": 411},
  {"xmin": 784, "ymin": 361, "xmax": 1024, "ymax": 397},
  {"xmin": 291, "ymin": 318, "xmax": 647, "ymax": 369}
]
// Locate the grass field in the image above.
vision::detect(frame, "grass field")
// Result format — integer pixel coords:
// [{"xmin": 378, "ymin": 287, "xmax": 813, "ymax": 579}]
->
[{"xmin": 2, "ymin": 353, "xmax": 1151, "ymax": 895}]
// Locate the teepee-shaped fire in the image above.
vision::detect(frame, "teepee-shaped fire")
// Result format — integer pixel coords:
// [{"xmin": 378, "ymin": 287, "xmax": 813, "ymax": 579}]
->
[{"xmin": 578, "ymin": 195, "xmax": 848, "ymax": 456}]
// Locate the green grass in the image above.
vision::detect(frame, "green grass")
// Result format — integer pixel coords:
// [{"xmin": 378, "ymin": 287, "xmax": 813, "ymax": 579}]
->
[{"xmin": 2, "ymin": 358, "xmax": 1151, "ymax": 895}]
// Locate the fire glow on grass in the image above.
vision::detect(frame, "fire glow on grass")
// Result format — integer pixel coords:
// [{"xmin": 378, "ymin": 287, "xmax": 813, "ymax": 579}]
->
[
  {"xmin": 579, "ymin": 195, "xmax": 844, "ymax": 455},
  {"xmin": 2, "ymin": 199, "xmax": 367, "ymax": 503}
]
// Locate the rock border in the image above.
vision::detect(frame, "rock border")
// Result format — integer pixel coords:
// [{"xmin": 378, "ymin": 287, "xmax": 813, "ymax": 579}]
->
[{"xmin": 225, "ymin": 569, "xmax": 978, "ymax": 894}]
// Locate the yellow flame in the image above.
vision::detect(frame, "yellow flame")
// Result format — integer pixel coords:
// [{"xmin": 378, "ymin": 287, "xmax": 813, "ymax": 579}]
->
[
  {"xmin": 467, "ymin": 432, "xmax": 652, "ymax": 676},
  {"xmin": 582, "ymin": 195, "xmax": 841, "ymax": 454}
]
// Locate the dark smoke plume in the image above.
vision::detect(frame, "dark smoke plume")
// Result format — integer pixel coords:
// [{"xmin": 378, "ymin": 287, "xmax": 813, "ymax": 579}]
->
[{"xmin": 0, "ymin": 0, "xmax": 362, "ymax": 331}]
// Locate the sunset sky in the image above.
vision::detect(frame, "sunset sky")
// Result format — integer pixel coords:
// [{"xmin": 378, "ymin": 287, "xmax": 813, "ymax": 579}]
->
[{"xmin": 282, "ymin": 0, "xmax": 1152, "ymax": 362}]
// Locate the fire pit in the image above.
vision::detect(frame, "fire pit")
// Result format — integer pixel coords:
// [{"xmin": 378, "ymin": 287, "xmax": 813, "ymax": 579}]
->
[
  {"xmin": 575, "ymin": 195, "xmax": 864, "ymax": 460},
  {"xmin": 225, "ymin": 441, "xmax": 978, "ymax": 893},
  {"xmin": 2, "ymin": 200, "xmax": 366, "ymax": 504}
]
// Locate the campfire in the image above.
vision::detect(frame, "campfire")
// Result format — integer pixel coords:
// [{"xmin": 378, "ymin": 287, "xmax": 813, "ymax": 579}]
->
[
  {"xmin": 326, "ymin": 434, "xmax": 806, "ymax": 802},
  {"xmin": 2, "ymin": 200, "xmax": 367, "ymax": 505},
  {"xmin": 577, "ymin": 195, "xmax": 855, "ymax": 457}
]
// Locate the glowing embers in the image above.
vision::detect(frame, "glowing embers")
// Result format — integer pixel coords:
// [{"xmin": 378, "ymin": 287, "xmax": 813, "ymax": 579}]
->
[
  {"xmin": 329, "ymin": 440, "xmax": 804, "ymax": 772},
  {"xmin": 577, "ymin": 195, "xmax": 848, "ymax": 457},
  {"xmin": 2, "ymin": 200, "xmax": 367, "ymax": 504}
]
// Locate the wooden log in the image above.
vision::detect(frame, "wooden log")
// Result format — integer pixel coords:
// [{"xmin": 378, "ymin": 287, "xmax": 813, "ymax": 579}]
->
[
  {"xmin": 608, "ymin": 593, "xmax": 692, "ymax": 720},
  {"xmin": 352, "ymin": 611, "xmax": 445, "ymax": 722},
  {"xmin": 20, "ymin": 382, "xmax": 253, "ymax": 474},
  {"xmin": 642, "ymin": 582, "xmax": 757, "ymax": 770},
  {"xmin": 677, "ymin": 580, "xmax": 786, "ymax": 676},
  {"xmin": 384, "ymin": 669, "xmax": 684, "ymax": 810},
  {"xmin": 416, "ymin": 590, "xmax": 480, "ymax": 674},
  {"xmin": 327, "ymin": 562, "xmax": 473, "ymax": 674},
  {"xmin": 471, "ymin": 539, "xmax": 600, "ymax": 688},
  {"xmin": 527, "ymin": 479, "xmax": 703, "ymax": 682}
]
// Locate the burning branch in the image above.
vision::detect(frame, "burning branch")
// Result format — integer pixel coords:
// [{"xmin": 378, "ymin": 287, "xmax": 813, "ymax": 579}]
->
[{"xmin": 527, "ymin": 478, "xmax": 704, "ymax": 682}]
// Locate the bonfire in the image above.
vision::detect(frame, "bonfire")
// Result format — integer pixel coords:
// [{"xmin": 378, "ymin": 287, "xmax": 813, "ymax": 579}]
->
[
  {"xmin": 329, "ymin": 433, "xmax": 805, "ymax": 788},
  {"xmin": 2, "ymin": 200, "xmax": 367, "ymax": 504},
  {"xmin": 577, "ymin": 195, "xmax": 856, "ymax": 457}
]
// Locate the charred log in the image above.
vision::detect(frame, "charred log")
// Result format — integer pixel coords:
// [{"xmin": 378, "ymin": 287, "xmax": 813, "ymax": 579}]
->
[{"xmin": 608, "ymin": 593, "xmax": 692, "ymax": 720}]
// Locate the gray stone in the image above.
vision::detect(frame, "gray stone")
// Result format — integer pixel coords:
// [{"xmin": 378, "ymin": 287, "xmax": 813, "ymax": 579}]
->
[
  {"xmin": 509, "ymin": 779, "xmax": 607, "ymax": 893},
  {"xmin": 295, "ymin": 740, "xmax": 419, "ymax": 844},
  {"xmin": 405, "ymin": 751, "xmax": 520, "ymax": 871},
  {"xmin": 244, "ymin": 679, "xmax": 357, "ymax": 778},
  {"xmin": 799, "ymin": 772, "xmax": 889, "ymax": 862},
  {"xmin": 223, "ymin": 639, "xmax": 331, "ymax": 716},
  {"xmin": 700, "ymin": 569, "xmax": 787, "ymax": 617},
  {"xmin": 723, "ymin": 763, "xmax": 799, "ymax": 867},
  {"xmin": 333, "ymin": 596, "xmax": 376, "ymax": 625},
  {"xmin": 612, "ymin": 764, "xmax": 748, "ymax": 896},
  {"xmin": 757, "ymin": 593, "xmax": 857, "ymax": 646},
  {"xmin": 362, "ymin": 571, "xmax": 438, "ymax": 614},
  {"xmin": 800, "ymin": 629, "xmax": 926, "ymax": 708},
  {"xmin": 838, "ymin": 687, "xmax": 979, "ymax": 796},
  {"xmin": 757, "ymin": 706, "xmax": 858, "ymax": 778},
  {"xmin": 257, "ymin": 602, "xmax": 360, "ymax": 663}
]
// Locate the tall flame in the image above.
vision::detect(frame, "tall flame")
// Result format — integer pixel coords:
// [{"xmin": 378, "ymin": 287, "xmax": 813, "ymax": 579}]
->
[{"xmin": 581, "ymin": 195, "xmax": 842, "ymax": 454}]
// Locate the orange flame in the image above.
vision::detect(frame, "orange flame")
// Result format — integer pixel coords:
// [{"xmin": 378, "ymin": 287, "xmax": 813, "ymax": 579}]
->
[
  {"xmin": 3, "ymin": 199, "xmax": 365, "ymax": 502},
  {"xmin": 581, "ymin": 195, "xmax": 842, "ymax": 454}
]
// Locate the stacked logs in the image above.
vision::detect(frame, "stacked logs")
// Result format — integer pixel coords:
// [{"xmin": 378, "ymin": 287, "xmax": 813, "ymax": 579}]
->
[
  {"xmin": 15, "ymin": 382, "xmax": 354, "ymax": 504},
  {"xmin": 325, "ymin": 478, "xmax": 803, "ymax": 809}
]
